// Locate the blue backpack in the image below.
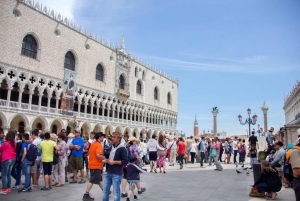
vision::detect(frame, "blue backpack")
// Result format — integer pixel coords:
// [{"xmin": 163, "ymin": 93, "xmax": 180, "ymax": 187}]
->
[{"xmin": 26, "ymin": 143, "xmax": 38, "ymax": 162}]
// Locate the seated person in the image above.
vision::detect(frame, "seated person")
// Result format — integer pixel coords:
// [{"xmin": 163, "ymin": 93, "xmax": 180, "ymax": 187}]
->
[
  {"xmin": 252, "ymin": 160, "xmax": 282, "ymax": 200},
  {"xmin": 270, "ymin": 141, "xmax": 285, "ymax": 169}
]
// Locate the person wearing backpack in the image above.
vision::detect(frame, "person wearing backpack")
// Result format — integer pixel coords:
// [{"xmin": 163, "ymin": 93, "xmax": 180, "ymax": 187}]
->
[
  {"xmin": 18, "ymin": 133, "xmax": 34, "ymax": 193},
  {"xmin": 199, "ymin": 136, "xmax": 206, "ymax": 168},
  {"xmin": 11, "ymin": 133, "xmax": 23, "ymax": 190},
  {"xmin": 39, "ymin": 132, "xmax": 59, "ymax": 191},
  {"xmin": 289, "ymin": 136, "xmax": 300, "ymax": 201},
  {"xmin": 238, "ymin": 139, "xmax": 246, "ymax": 166},
  {"xmin": 30, "ymin": 129, "xmax": 42, "ymax": 189}
]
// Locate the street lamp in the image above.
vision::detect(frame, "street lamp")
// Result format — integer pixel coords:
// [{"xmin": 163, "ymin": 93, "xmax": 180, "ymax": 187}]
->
[{"xmin": 238, "ymin": 108, "xmax": 258, "ymax": 136}]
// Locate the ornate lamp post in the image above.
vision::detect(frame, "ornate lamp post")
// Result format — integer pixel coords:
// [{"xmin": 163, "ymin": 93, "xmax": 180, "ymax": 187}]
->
[
  {"xmin": 238, "ymin": 108, "xmax": 258, "ymax": 136},
  {"xmin": 67, "ymin": 116, "xmax": 81, "ymax": 132}
]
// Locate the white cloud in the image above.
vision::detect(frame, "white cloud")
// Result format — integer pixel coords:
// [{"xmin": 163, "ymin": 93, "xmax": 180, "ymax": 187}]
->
[{"xmin": 38, "ymin": 0, "xmax": 76, "ymax": 20}]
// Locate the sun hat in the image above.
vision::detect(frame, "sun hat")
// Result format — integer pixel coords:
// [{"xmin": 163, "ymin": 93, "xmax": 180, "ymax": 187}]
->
[
  {"xmin": 128, "ymin": 136, "xmax": 137, "ymax": 142},
  {"xmin": 68, "ymin": 133, "xmax": 74, "ymax": 138}
]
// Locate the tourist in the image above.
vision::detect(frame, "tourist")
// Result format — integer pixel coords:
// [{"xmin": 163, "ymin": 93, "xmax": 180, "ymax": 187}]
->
[
  {"xmin": 102, "ymin": 132, "xmax": 128, "ymax": 201},
  {"xmin": 205, "ymin": 138, "xmax": 210, "ymax": 162},
  {"xmin": 199, "ymin": 136, "xmax": 206, "ymax": 168},
  {"xmin": 224, "ymin": 138, "xmax": 232, "ymax": 164},
  {"xmin": 209, "ymin": 138, "xmax": 215, "ymax": 165},
  {"xmin": 0, "ymin": 129, "xmax": 4, "ymax": 181},
  {"xmin": 30, "ymin": 129, "xmax": 41, "ymax": 189},
  {"xmin": 82, "ymin": 132, "xmax": 106, "ymax": 201},
  {"xmin": 83, "ymin": 136, "xmax": 90, "ymax": 178},
  {"xmin": 11, "ymin": 133, "xmax": 23, "ymax": 190},
  {"xmin": 177, "ymin": 137, "xmax": 186, "ymax": 169},
  {"xmin": 289, "ymin": 136, "xmax": 300, "ymax": 201},
  {"xmin": 190, "ymin": 140, "xmax": 197, "ymax": 164},
  {"xmin": 213, "ymin": 137, "xmax": 223, "ymax": 171},
  {"xmin": 249, "ymin": 144, "xmax": 258, "ymax": 169},
  {"xmin": 249, "ymin": 131, "xmax": 258, "ymax": 148},
  {"xmin": 157, "ymin": 134, "xmax": 167, "ymax": 173},
  {"xmin": 219, "ymin": 139, "xmax": 225, "ymax": 162},
  {"xmin": 125, "ymin": 155, "xmax": 146, "ymax": 201},
  {"xmin": 18, "ymin": 133, "xmax": 33, "ymax": 193},
  {"xmin": 40, "ymin": 132, "xmax": 59, "ymax": 190},
  {"xmin": 53, "ymin": 133, "xmax": 67, "ymax": 187},
  {"xmin": 233, "ymin": 136, "xmax": 238, "ymax": 165},
  {"xmin": 69, "ymin": 130, "xmax": 85, "ymax": 184},
  {"xmin": 88, "ymin": 131, "xmax": 96, "ymax": 144},
  {"xmin": 167, "ymin": 136, "xmax": 177, "ymax": 166},
  {"xmin": 238, "ymin": 139, "xmax": 246, "ymax": 167},
  {"xmin": 146, "ymin": 134, "xmax": 163, "ymax": 173},
  {"xmin": 252, "ymin": 160, "xmax": 282, "ymax": 199},
  {"xmin": 267, "ymin": 127, "xmax": 274, "ymax": 146},
  {"xmin": 0, "ymin": 130, "xmax": 16, "ymax": 194},
  {"xmin": 270, "ymin": 141, "xmax": 285, "ymax": 169},
  {"xmin": 65, "ymin": 133, "xmax": 74, "ymax": 182}
]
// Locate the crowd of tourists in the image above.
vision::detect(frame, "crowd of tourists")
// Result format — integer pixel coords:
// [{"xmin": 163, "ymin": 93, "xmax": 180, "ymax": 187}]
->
[{"xmin": 0, "ymin": 127, "xmax": 299, "ymax": 201}]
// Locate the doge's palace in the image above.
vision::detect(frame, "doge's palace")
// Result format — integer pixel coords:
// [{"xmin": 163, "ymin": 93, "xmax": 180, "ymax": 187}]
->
[{"xmin": 0, "ymin": 0, "xmax": 178, "ymax": 138}]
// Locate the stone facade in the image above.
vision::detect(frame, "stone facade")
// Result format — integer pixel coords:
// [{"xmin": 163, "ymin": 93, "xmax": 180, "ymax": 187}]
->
[
  {"xmin": 0, "ymin": 0, "xmax": 178, "ymax": 138},
  {"xmin": 280, "ymin": 80, "xmax": 300, "ymax": 146}
]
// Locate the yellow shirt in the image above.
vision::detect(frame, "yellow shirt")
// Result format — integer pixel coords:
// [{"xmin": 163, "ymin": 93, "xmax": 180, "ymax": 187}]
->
[{"xmin": 40, "ymin": 140, "xmax": 56, "ymax": 162}]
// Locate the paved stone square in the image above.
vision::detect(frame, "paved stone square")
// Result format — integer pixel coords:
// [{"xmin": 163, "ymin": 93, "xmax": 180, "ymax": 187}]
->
[{"xmin": 1, "ymin": 159, "xmax": 295, "ymax": 201}]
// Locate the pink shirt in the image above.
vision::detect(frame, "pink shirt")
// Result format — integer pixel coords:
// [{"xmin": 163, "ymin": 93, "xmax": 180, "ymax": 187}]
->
[
  {"xmin": 213, "ymin": 141, "xmax": 221, "ymax": 155},
  {"xmin": 0, "ymin": 141, "xmax": 16, "ymax": 162}
]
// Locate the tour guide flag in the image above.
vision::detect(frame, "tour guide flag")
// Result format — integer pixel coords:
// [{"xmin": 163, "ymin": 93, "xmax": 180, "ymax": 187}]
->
[{"xmin": 60, "ymin": 69, "xmax": 77, "ymax": 115}]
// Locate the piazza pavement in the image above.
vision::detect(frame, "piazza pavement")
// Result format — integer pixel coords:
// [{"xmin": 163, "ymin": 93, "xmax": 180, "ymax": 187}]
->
[{"xmin": 0, "ymin": 158, "xmax": 295, "ymax": 201}]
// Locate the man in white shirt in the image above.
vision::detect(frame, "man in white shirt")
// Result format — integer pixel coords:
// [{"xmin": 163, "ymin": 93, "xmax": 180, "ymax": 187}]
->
[
  {"xmin": 31, "ymin": 129, "xmax": 42, "ymax": 189},
  {"xmin": 232, "ymin": 136, "xmax": 238, "ymax": 165}
]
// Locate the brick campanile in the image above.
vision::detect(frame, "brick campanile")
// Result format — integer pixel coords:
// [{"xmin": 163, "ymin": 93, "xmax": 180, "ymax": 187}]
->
[{"xmin": 194, "ymin": 114, "xmax": 199, "ymax": 137}]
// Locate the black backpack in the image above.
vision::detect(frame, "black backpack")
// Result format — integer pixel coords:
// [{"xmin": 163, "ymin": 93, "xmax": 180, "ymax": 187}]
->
[
  {"xmin": 283, "ymin": 149, "xmax": 296, "ymax": 182},
  {"xmin": 26, "ymin": 143, "xmax": 37, "ymax": 161},
  {"xmin": 53, "ymin": 149, "xmax": 59, "ymax": 165}
]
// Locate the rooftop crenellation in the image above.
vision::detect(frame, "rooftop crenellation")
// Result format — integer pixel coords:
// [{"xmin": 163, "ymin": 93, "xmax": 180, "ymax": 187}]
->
[
  {"xmin": 284, "ymin": 79, "xmax": 300, "ymax": 104},
  {"xmin": 21, "ymin": 0, "xmax": 178, "ymax": 84}
]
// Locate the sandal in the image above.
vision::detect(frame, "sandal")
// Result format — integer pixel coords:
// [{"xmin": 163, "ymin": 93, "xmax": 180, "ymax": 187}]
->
[
  {"xmin": 79, "ymin": 179, "xmax": 86, "ymax": 184},
  {"xmin": 55, "ymin": 184, "xmax": 64, "ymax": 187},
  {"xmin": 69, "ymin": 180, "xmax": 78, "ymax": 184}
]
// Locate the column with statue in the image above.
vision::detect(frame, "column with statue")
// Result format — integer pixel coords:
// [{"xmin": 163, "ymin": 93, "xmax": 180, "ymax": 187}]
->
[{"xmin": 212, "ymin": 107, "xmax": 218, "ymax": 137}]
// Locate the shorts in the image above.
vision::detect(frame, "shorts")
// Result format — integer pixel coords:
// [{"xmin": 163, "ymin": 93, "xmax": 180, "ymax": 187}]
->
[
  {"xmin": 89, "ymin": 169, "xmax": 102, "ymax": 184},
  {"xmin": 149, "ymin": 151, "xmax": 157, "ymax": 161},
  {"xmin": 30, "ymin": 160, "xmax": 41, "ymax": 173},
  {"xmin": 43, "ymin": 162, "xmax": 53, "ymax": 175},
  {"xmin": 69, "ymin": 156, "xmax": 83, "ymax": 171},
  {"xmin": 123, "ymin": 167, "xmax": 127, "ymax": 179}
]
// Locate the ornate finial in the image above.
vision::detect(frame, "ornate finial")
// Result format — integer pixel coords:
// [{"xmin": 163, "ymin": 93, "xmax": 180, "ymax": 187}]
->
[
  {"xmin": 263, "ymin": 100, "xmax": 266, "ymax": 107},
  {"xmin": 195, "ymin": 114, "xmax": 197, "ymax": 121},
  {"xmin": 121, "ymin": 37, "xmax": 125, "ymax": 49}
]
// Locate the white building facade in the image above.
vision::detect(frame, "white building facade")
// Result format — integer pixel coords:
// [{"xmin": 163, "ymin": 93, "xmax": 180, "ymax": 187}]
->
[
  {"xmin": 280, "ymin": 80, "xmax": 300, "ymax": 145},
  {"xmin": 0, "ymin": 0, "xmax": 178, "ymax": 138}
]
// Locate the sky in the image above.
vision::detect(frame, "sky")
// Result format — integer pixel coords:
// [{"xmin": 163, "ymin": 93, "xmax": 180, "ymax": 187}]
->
[{"xmin": 39, "ymin": 0, "xmax": 300, "ymax": 136}]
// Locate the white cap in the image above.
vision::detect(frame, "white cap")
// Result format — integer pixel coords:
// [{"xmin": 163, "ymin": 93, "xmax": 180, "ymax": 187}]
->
[{"xmin": 297, "ymin": 128, "xmax": 300, "ymax": 135}]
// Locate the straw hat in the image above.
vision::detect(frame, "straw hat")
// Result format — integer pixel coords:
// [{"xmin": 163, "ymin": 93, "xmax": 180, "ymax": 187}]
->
[
  {"xmin": 68, "ymin": 133, "xmax": 74, "ymax": 138},
  {"xmin": 128, "ymin": 136, "xmax": 137, "ymax": 142}
]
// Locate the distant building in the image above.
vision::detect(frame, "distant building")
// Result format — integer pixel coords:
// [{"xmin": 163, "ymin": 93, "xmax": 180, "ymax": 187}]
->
[{"xmin": 194, "ymin": 115, "xmax": 199, "ymax": 137}]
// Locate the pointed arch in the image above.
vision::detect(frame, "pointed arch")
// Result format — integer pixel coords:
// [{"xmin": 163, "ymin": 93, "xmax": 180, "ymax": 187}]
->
[
  {"xmin": 119, "ymin": 74, "xmax": 125, "ymax": 89},
  {"xmin": 30, "ymin": 115, "xmax": 49, "ymax": 131}
]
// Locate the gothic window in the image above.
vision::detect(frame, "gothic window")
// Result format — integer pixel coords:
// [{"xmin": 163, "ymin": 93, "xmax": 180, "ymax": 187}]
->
[
  {"xmin": 136, "ymin": 80, "xmax": 142, "ymax": 94},
  {"xmin": 142, "ymin": 70, "xmax": 145, "ymax": 80},
  {"xmin": 167, "ymin": 92, "xmax": 171, "ymax": 104},
  {"xmin": 95, "ymin": 64, "xmax": 104, "ymax": 81},
  {"xmin": 154, "ymin": 87, "xmax": 158, "ymax": 100},
  {"xmin": 21, "ymin": 35, "xmax": 37, "ymax": 59},
  {"xmin": 119, "ymin": 75, "xmax": 125, "ymax": 90},
  {"xmin": 135, "ymin": 67, "xmax": 138, "ymax": 77},
  {"xmin": 52, "ymin": 125, "xmax": 58, "ymax": 134},
  {"xmin": 64, "ymin": 51, "xmax": 75, "ymax": 71},
  {"xmin": 36, "ymin": 123, "xmax": 42, "ymax": 129},
  {"xmin": 18, "ymin": 121, "xmax": 25, "ymax": 133}
]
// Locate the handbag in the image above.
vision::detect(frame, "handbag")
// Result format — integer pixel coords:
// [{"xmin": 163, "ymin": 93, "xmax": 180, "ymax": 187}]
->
[
  {"xmin": 211, "ymin": 148, "xmax": 217, "ymax": 157},
  {"xmin": 249, "ymin": 187, "xmax": 264, "ymax": 197},
  {"xmin": 167, "ymin": 142, "xmax": 175, "ymax": 154},
  {"xmin": 184, "ymin": 153, "xmax": 188, "ymax": 159}
]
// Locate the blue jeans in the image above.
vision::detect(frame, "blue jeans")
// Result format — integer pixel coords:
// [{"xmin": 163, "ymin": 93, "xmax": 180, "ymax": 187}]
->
[
  {"xmin": 11, "ymin": 160, "xmax": 22, "ymax": 186},
  {"xmin": 256, "ymin": 182, "xmax": 269, "ymax": 193},
  {"xmin": 103, "ymin": 173, "xmax": 122, "ymax": 201},
  {"xmin": 271, "ymin": 162, "xmax": 281, "ymax": 169},
  {"xmin": 22, "ymin": 158, "xmax": 32, "ymax": 189},
  {"xmin": 1, "ymin": 159, "xmax": 15, "ymax": 188}
]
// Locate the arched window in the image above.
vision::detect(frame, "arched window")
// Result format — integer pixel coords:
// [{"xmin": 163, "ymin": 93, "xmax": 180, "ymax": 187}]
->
[
  {"xmin": 136, "ymin": 80, "xmax": 142, "ymax": 94},
  {"xmin": 119, "ymin": 75, "xmax": 125, "ymax": 89},
  {"xmin": 64, "ymin": 51, "xmax": 75, "ymax": 71},
  {"xmin": 36, "ymin": 123, "xmax": 42, "ymax": 130},
  {"xmin": 154, "ymin": 87, "xmax": 158, "ymax": 100},
  {"xmin": 18, "ymin": 121, "xmax": 25, "ymax": 133},
  {"xmin": 135, "ymin": 67, "xmax": 138, "ymax": 77},
  {"xmin": 142, "ymin": 71, "xmax": 145, "ymax": 80},
  {"xmin": 21, "ymin": 35, "xmax": 37, "ymax": 59},
  {"xmin": 167, "ymin": 92, "xmax": 171, "ymax": 104},
  {"xmin": 52, "ymin": 125, "xmax": 58, "ymax": 134},
  {"xmin": 95, "ymin": 64, "xmax": 104, "ymax": 81}
]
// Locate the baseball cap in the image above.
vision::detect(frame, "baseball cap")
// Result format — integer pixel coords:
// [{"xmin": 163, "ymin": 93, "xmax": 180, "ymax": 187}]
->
[
  {"xmin": 129, "ymin": 155, "xmax": 137, "ymax": 163},
  {"xmin": 95, "ymin": 132, "xmax": 106, "ymax": 140},
  {"xmin": 75, "ymin": 130, "xmax": 81, "ymax": 133}
]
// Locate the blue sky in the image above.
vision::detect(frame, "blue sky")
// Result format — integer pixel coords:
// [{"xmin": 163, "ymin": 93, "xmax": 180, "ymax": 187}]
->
[{"xmin": 41, "ymin": 0, "xmax": 300, "ymax": 136}]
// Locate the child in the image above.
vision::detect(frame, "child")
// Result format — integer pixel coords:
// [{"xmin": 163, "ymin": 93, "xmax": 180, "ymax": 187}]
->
[
  {"xmin": 249, "ymin": 144, "xmax": 257, "ymax": 169},
  {"xmin": 126, "ymin": 155, "xmax": 146, "ymax": 201}
]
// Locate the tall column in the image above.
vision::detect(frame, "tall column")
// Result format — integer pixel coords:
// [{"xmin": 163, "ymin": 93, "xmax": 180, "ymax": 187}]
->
[
  {"xmin": 84, "ymin": 103, "xmax": 87, "ymax": 117},
  {"xmin": 55, "ymin": 96, "xmax": 60, "ymax": 113},
  {"xmin": 6, "ymin": 87, "xmax": 12, "ymax": 107},
  {"xmin": 212, "ymin": 110, "xmax": 218, "ymax": 137},
  {"xmin": 29, "ymin": 91, "xmax": 33, "ymax": 109},
  {"xmin": 47, "ymin": 94, "xmax": 51, "ymax": 113},
  {"xmin": 261, "ymin": 101, "xmax": 269, "ymax": 136},
  {"xmin": 18, "ymin": 88, "xmax": 24, "ymax": 109},
  {"xmin": 38, "ymin": 90, "xmax": 43, "ymax": 111},
  {"xmin": 96, "ymin": 103, "xmax": 99, "ymax": 116},
  {"xmin": 77, "ymin": 100, "xmax": 81, "ymax": 116}
]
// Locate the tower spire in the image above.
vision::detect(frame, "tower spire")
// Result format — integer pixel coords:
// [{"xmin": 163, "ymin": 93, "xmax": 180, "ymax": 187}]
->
[{"xmin": 194, "ymin": 114, "xmax": 199, "ymax": 137}]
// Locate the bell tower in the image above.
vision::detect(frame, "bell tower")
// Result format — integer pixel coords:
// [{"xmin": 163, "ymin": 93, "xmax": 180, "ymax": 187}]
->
[{"xmin": 194, "ymin": 114, "xmax": 199, "ymax": 137}]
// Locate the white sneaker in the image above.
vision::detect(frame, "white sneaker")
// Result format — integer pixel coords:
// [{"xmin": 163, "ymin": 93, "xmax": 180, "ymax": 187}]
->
[{"xmin": 12, "ymin": 185, "xmax": 19, "ymax": 190}]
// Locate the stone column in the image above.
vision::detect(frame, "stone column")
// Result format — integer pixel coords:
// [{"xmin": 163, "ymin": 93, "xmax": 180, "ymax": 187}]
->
[
  {"xmin": 18, "ymin": 88, "xmax": 24, "ymax": 109},
  {"xmin": 47, "ymin": 94, "xmax": 51, "ymax": 113},
  {"xmin": 261, "ymin": 102, "xmax": 269, "ymax": 136},
  {"xmin": 29, "ymin": 91, "xmax": 33, "ymax": 109},
  {"xmin": 212, "ymin": 110, "xmax": 218, "ymax": 137},
  {"xmin": 38, "ymin": 90, "xmax": 43, "ymax": 111},
  {"xmin": 55, "ymin": 96, "xmax": 60, "ymax": 113},
  {"xmin": 6, "ymin": 87, "xmax": 12, "ymax": 107}
]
